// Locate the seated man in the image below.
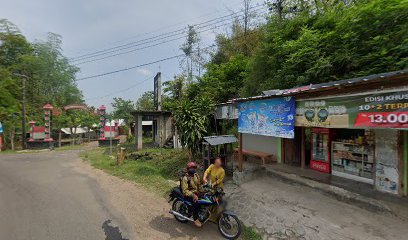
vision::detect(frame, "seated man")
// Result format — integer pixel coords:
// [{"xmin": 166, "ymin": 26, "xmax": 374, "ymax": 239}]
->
[
  {"xmin": 203, "ymin": 156, "xmax": 225, "ymax": 189},
  {"xmin": 181, "ymin": 161, "xmax": 203, "ymax": 227}
]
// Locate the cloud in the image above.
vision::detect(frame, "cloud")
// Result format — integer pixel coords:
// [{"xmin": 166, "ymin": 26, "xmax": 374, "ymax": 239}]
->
[{"xmin": 136, "ymin": 68, "xmax": 152, "ymax": 77}]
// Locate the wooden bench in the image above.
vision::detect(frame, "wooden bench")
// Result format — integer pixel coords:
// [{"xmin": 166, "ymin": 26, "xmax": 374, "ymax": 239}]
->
[{"xmin": 234, "ymin": 148, "xmax": 276, "ymax": 165}]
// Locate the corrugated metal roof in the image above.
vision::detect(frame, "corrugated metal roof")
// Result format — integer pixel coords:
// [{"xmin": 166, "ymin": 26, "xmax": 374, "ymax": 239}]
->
[
  {"xmin": 233, "ymin": 69, "xmax": 408, "ymax": 102},
  {"xmin": 203, "ymin": 135, "xmax": 238, "ymax": 146}
]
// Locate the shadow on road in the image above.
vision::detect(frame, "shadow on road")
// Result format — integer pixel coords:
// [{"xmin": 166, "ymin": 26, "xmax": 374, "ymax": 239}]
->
[
  {"xmin": 102, "ymin": 220, "xmax": 129, "ymax": 240},
  {"xmin": 149, "ymin": 214, "xmax": 219, "ymax": 239}
]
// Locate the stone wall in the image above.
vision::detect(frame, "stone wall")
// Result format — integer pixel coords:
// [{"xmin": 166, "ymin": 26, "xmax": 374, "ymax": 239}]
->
[{"xmin": 374, "ymin": 129, "xmax": 399, "ymax": 194}]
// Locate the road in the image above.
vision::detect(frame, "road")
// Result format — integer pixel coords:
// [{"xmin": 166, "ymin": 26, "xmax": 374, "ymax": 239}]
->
[{"xmin": 0, "ymin": 147, "xmax": 221, "ymax": 240}]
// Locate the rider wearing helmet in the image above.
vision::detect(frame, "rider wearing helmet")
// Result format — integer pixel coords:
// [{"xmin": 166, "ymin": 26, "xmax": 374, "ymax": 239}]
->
[{"xmin": 181, "ymin": 161, "xmax": 204, "ymax": 227}]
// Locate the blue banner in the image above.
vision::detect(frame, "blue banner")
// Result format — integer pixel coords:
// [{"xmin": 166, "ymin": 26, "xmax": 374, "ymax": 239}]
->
[{"xmin": 238, "ymin": 97, "xmax": 295, "ymax": 139}]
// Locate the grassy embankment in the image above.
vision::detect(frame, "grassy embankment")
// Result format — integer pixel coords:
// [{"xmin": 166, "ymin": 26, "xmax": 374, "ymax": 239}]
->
[
  {"xmin": 80, "ymin": 144, "xmax": 262, "ymax": 240},
  {"xmin": 80, "ymin": 146, "xmax": 187, "ymax": 195}
]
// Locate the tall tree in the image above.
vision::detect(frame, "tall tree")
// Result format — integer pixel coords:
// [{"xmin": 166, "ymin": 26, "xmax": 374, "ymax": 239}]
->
[
  {"xmin": 112, "ymin": 97, "xmax": 136, "ymax": 124},
  {"xmin": 180, "ymin": 25, "xmax": 205, "ymax": 82},
  {"xmin": 0, "ymin": 19, "xmax": 84, "ymax": 150},
  {"xmin": 244, "ymin": 0, "xmax": 408, "ymax": 95},
  {"xmin": 135, "ymin": 91, "xmax": 154, "ymax": 111}
]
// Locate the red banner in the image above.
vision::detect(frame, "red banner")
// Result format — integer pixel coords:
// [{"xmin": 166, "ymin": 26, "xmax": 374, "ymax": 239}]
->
[{"xmin": 354, "ymin": 112, "xmax": 408, "ymax": 128}]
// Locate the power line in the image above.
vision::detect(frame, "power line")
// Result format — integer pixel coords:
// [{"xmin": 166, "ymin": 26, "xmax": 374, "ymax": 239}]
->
[
  {"xmin": 73, "ymin": 12, "xmax": 268, "ymax": 66},
  {"xmin": 85, "ymin": 74, "xmax": 154, "ymax": 101},
  {"xmin": 71, "ymin": 7, "xmax": 266, "ymax": 64},
  {"xmin": 69, "ymin": 4, "xmax": 266, "ymax": 62},
  {"xmin": 76, "ymin": 26, "xmax": 264, "ymax": 82},
  {"xmin": 75, "ymin": 45, "xmax": 216, "ymax": 82},
  {"xmin": 106, "ymin": 1, "xmax": 247, "ymax": 46}
]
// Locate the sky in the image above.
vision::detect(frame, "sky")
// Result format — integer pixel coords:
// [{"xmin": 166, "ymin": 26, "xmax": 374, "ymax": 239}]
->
[{"xmin": 1, "ymin": 0, "xmax": 265, "ymax": 112}]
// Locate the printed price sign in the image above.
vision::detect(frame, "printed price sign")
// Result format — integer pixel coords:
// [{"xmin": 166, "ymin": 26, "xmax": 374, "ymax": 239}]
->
[{"xmin": 296, "ymin": 91, "xmax": 408, "ymax": 129}]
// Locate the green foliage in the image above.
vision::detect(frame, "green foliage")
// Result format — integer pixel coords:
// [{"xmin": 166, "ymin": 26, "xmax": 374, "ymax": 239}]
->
[
  {"xmin": 244, "ymin": 0, "xmax": 408, "ymax": 95},
  {"xmin": 199, "ymin": 54, "xmax": 249, "ymax": 103},
  {"xmin": 242, "ymin": 225, "xmax": 262, "ymax": 240},
  {"xmin": 80, "ymin": 147, "xmax": 189, "ymax": 196},
  {"xmin": 173, "ymin": 96, "xmax": 214, "ymax": 157},
  {"xmin": 135, "ymin": 91, "xmax": 154, "ymax": 111},
  {"xmin": 0, "ymin": 19, "xmax": 83, "ymax": 149},
  {"xmin": 54, "ymin": 109, "xmax": 98, "ymax": 132},
  {"xmin": 112, "ymin": 97, "xmax": 135, "ymax": 124}
]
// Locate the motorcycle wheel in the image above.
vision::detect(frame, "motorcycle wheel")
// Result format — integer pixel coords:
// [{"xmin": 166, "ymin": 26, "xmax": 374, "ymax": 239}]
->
[
  {"xmin": 218, "ymin": 213, "xmax": 242, "ymax": 240},
  {"xmin": 172, "ymin": 199, "xmax": 189, "ymax": 223}
]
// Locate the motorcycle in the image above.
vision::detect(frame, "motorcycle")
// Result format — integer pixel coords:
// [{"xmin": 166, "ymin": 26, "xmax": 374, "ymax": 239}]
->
[{"xmin": 168, "ymin": 184, "xmax": 242, "ymax": 239}]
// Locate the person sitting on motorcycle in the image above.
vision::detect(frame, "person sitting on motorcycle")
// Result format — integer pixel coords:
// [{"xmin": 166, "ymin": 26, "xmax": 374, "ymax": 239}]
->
[
  {"xmin": 181, "ymin": 161, "xmax": 204, "ymax": 228},
  {"xmin": 203, "ymin": 157, "xmax": 225, "ymax": 189}
]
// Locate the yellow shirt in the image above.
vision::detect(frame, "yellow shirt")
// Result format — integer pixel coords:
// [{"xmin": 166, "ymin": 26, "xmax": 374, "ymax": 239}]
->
[{"xmin": 205, "ymin": 164, "xmax": 225, "ymax": 189}]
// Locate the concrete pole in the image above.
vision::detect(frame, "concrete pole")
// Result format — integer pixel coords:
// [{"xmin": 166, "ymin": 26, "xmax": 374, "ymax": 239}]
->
[
  {"xmin": 109, "ymin": 118, "xmax": 113, "ymax": 155},
  {"xmin": 136, "ymin": 115, "xmax": 143, "ymax": 150}
]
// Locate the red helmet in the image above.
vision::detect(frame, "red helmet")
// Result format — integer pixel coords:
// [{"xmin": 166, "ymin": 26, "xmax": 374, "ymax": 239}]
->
[{"xmin": 187, "ymin": 162, "xmax": 198, "ymax": 169}]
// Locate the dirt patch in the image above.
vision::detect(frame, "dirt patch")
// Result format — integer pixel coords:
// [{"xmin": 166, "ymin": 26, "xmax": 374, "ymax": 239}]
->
[{"xmin": 72, "ymin": 155, "xmax": 222, "ymax": 240}]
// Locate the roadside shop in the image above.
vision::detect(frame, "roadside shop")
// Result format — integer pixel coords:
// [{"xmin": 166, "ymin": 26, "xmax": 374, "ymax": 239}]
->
[{"xmin": 232, "ymin": 70, "xmax": 408, "ymax": 195}]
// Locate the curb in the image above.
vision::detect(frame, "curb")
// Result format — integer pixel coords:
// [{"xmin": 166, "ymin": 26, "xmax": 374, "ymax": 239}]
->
[{"xmin": 262, "ymin": 167, "xmax": 392, "ymax": 214}]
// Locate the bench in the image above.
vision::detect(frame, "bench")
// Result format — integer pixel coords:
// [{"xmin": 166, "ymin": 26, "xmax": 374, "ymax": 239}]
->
[{"xmin": 234, "ymin": 148, "xmax": 276, "ymax": 165}]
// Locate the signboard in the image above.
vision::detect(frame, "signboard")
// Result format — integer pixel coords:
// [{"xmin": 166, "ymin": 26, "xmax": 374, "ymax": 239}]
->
[
  {"xmin": 238, "ymin": 97, "xmax": 295, "ymax": 139},
  {"xmin": 153, "ymin": 72, "xmax": 162, "ymax": 111},
  {"xmin": 296, "ymin": 91, "xmax": 408, "ymax": 128},
  {"xmin": 0, "ymin": 122, "xmax": 3, "ymax": 133}
]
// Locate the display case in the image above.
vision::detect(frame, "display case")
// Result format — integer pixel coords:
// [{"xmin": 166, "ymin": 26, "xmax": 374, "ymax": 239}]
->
[
  {"xmin": 310, "ymin": 128, "xmax": 332, "ymax": 173},
  {"xmin": 331, "ymin": 141, "xmax": 374, "ymax": 184}
]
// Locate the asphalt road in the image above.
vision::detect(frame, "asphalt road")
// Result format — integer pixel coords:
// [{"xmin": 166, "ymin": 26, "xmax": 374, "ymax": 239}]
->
[
  {"xmin": 0, "ymin": 147, "xmax": 223, "ymax": 240},
  {"xmin": 0, "ymin": 149, "xmax": 132, "ymax": 240}
]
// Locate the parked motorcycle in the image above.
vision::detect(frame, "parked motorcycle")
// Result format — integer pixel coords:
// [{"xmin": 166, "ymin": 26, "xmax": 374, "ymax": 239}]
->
[{"xmin": 168, "ymin": 184, "xmax": 242, "ymax": 239}]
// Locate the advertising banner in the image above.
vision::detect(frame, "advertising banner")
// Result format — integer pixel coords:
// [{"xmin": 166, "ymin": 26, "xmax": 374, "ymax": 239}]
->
[
  {"xmin": 238, "ymin": 97, "xmax": 295, "ymax": 139},
  {"xmin": 295, "ymin": 91, "xmax": 408, "ymax": 128}
]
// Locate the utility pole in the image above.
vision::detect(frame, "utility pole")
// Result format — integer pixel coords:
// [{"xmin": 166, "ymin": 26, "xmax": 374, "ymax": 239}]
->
[
  {"xmin": 109, "ymin": 118, "xmax": 113, "ymax": 155},
  {"xmin": 13, "ymin": 73, "xmax": 28, "ymax": 149}
]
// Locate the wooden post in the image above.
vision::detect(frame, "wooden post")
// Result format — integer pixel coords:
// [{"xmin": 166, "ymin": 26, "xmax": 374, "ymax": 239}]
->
[
  {"xmin": 238, "ymin": 133, "xmax": 243, "ymax": 172},
  {"xmin": 301, "ymin": 127, "xmax": 306, "ymax": 169}
]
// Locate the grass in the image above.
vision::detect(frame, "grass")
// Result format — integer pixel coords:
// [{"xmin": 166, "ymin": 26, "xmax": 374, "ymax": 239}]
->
[
  {"xmin": 55, "ymin": 144, "xmax": 85, "ymax": 151},
  {"xmin": 80, "ymin": 147, "xmax": 189, "ymax": 196},
  {"xmin": 0, "ymin": 149, "xmax": 20, "ymax": 154},
  {"xmin": 80, "ymin": 145, "xmax": 264, "ymax": 240},
  {"xmin": 242, "ymin": 226, "xmax": 263, "ymax": 240}
]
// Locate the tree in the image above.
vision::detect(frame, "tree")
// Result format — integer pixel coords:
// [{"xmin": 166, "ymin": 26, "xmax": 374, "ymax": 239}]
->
[
  {"xmin": 244, "ymin": 0, "xmax": 408, "ymax": 95},
  {"xmin": 0, "ymin": 19, "xmax": 84, "ymax": 150},
  {"xmin": 199, "ymin": 54, "xmax": 249, "ymax": 103},
  {"xmin": 135, "ymin": 91, "xmax": 154, "ymax": 111},
  {"xmin": 180, "ymin": 25, "xmax": 207, "ymax": 81},
  {"xmin": 173, "ymin": 96, "xmax": 214, "ymax": 158},
  {"xmin": 112, "ymin": 97, "xmax": 135, "ymax": 123},
  {"xmin": 54, "ymin": 110, "xmax": 97, "ymax": 145}
]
